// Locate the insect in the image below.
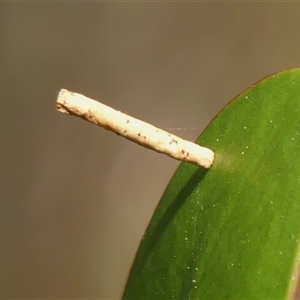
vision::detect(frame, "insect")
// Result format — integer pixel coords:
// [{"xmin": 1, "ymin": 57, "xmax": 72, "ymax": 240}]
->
[{"xmin": 56, "ymin": 89, "xmax": 214, "ymax": 169}]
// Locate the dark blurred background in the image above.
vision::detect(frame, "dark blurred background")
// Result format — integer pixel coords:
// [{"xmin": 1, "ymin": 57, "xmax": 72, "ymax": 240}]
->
[{"xmin": 2, "ymin": 2, "xmax": 300, "ymax": 299}]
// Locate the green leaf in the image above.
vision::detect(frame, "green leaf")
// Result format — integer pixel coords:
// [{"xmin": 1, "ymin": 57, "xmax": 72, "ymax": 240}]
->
[{"xmin": 123, "ymin": 68, "xmax": 300, "ymax": 300}]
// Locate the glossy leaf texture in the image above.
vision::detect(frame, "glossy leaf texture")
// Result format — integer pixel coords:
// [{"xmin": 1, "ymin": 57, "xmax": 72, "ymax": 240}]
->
[{"xmin": 123, "ymin": 68, "xmax": 300, "ymax": 300}]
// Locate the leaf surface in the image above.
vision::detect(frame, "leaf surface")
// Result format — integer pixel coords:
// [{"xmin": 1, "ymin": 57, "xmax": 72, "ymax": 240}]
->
[{"xmin": 123, "ymin": 68, "xmax": 300, "ymax": 300}]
